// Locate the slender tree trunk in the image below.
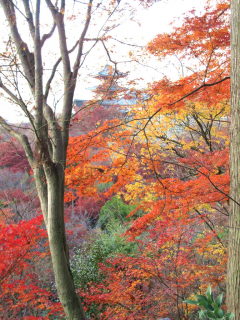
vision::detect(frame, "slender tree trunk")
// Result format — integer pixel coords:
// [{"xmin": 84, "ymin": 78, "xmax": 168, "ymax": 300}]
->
[
  {"xmin": 227, "ymin": 0, "xmax": 240, "ymax": 317},
  {"xmin": 44, "ymin": 163, "xmax": 87, "ymax": 320},
  {"xmin": 0, "ymin": 0, "xmax": 93, "ymax": 318}
]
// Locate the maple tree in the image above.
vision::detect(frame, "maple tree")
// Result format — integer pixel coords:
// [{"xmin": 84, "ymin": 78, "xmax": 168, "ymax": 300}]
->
[
  {"xmin": 65, "ymin": 103, "xmax": 230, "ymax": 318},
  {"xmin": 71, "ymin": 101, "xmax": 229, "ymax": 319},
  {"xmin": 63, "ymin": 0, "xmax": 233, "ymax": 318},
  {"xmin": 0, "ymin": 208, "xmax": 62, "ymax": 319}
]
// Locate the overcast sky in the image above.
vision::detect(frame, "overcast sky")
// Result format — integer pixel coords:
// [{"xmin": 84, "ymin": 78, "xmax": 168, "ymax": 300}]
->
[
  {"xmin": 0, "ymin": 0, "xmax": 208, "ymax": 122},
  {"xmin": 73, "ymin": 0, "xmax": 208, "ymax": 105}
]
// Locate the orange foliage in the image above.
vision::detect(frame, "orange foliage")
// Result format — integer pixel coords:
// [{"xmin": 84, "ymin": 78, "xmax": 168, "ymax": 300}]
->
[{"xmin": 69, "ymin": 0, "xmax": 231, "ymax": 319}]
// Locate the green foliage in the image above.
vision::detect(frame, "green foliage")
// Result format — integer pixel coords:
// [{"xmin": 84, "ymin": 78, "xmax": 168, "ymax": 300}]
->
[
  {"xmin": 184, "ymin": 285, "xmax": 234, "ymax": 320},
  {"xmin": 96, "ymin": 181, "xmax": 114, "ymax": 193},
  {"xmin": 71, "ymin": 223, "xmax": 138, "ymax": 319},
  {"xmin": 72, "ymin": 225, "xmax": 137, "ymax": 290},
  {"xmin": 218, "ymin": 228, "xmax": 229, "ymax": 240},
  {"xmin": 0, "ymin": 199, "xmax": 7, "ymax": 208},
  {"xmin": 98, "ymin": 196, "xmax": 136, "ymax": 229}
]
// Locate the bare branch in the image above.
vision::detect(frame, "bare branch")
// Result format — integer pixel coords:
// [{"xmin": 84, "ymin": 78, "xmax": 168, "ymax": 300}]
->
[
  {"xmin": 44, "ymin": 57, "xmax": 62, "ymax": 100},
  {"xmin": 72, "ymin": 0, "xmax": 93, "ymax": 79},
  {"xmin": 44, "ymin": 40, "xmax": 79, "ymax": 100},
  {"xmin": 0, "ymin": 0, "xmax": 35, "ymax": 88},
  {"xmin": 0, "ymin": 117, "xmax": 34, "ymax": 165},
  {"xmin": 34, "ymin": 0, "xmax": 44, "ymax": 136},
  {"xmin": 41, "ymin": 23, "xmax": 56, "ymax": 48},
  {"xmin": 111, "ymin": 37, "xmax": 144, "ymax": 48},
  {"xmin": 61, "ymin": 0, "xmax": 93, "ymax": 158},
  {"xmin": 23, "ymin": 0, "xmax": 35, "ymax": 39},
  {"xmin": 45, "ymin": 0, "xmax": 71, "ymax": 77},
  {"xmin": 194, "ymin": 208, "xmax": 225, "ymax": 247},
  {"xmin": 101, "ymin": 40, "xmax": 117, "ymax": 65},
  {"xmin": 0, "ymin": 77, "xmax": 34, "ymax": 121}
]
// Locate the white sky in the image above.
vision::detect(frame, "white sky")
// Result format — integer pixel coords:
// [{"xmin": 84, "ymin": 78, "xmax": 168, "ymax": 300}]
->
[
  {"xmin": 0, "ymin": 0, "xmax": 208, "ymax": 122},
  {"xmin": 75, "ymin": 0, "xmax": 208, "ymax": 98}
]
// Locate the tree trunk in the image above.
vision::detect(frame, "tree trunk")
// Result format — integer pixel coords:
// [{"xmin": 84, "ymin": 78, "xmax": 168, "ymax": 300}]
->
[
  {"xmin": 44, "ymin": 163, "xmax": 87, "ymax": 320},
  {"xmin": 227, "ymin": 0, "xmax": 240, "ymax": 317}
]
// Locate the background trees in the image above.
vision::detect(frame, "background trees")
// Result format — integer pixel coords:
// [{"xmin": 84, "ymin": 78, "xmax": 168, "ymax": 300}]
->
[
  {"xmin": 0, "ymin": 0, "xmax": 236, "ymax": 319},
  {"xmin": 65, "ymin": 0, "xmax": 231, "ymax": 318}
]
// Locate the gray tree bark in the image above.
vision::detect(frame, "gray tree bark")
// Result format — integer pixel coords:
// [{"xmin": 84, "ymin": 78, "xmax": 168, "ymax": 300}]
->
[{"xmin": 227, "ymin": 0, "xmax": 240, "ymax": 317}]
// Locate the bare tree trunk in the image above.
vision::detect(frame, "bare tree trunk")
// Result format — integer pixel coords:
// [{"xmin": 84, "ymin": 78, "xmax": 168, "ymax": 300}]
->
[
  {"xmin": 44, "ymin": 163, "xmax": 87, "ymax": 320},
  {"xmin": 227, "ymin": 0, "xmax": 240, "ymax": 317}
]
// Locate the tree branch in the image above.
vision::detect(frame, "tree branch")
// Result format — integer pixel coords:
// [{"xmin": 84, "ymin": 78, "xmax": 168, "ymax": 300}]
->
[
  {"xmin": 0, "ymin": 77, "xmax": 36, "ymax": 130},
  {"xmin": 34, "ymin": 0, "xmax": 44, "ymax": 138},
  {"xmin": 41, "ymin": 23, "xmax": 56, "ymax": 48},
  {"xmin": 23, "ymin": 0, "xmax": 35, "ymax": 39},
  {"xmin": 44, "ymin": 40, "xmax": 80, "ymax": 100},
  {"xmin": 45, "ymin": 0, "xmax": 71, "ymax": 77},
  {"xmin": 0, "ymin": 0, "xmax": 35, "ymax": 89},
  {"xmin": 61, "ymin": 0, "xmax": 93, "ymax": 160},
  {"xmin": 0, "ymin": 116, "xmax": 34, "ymax": 165}
]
